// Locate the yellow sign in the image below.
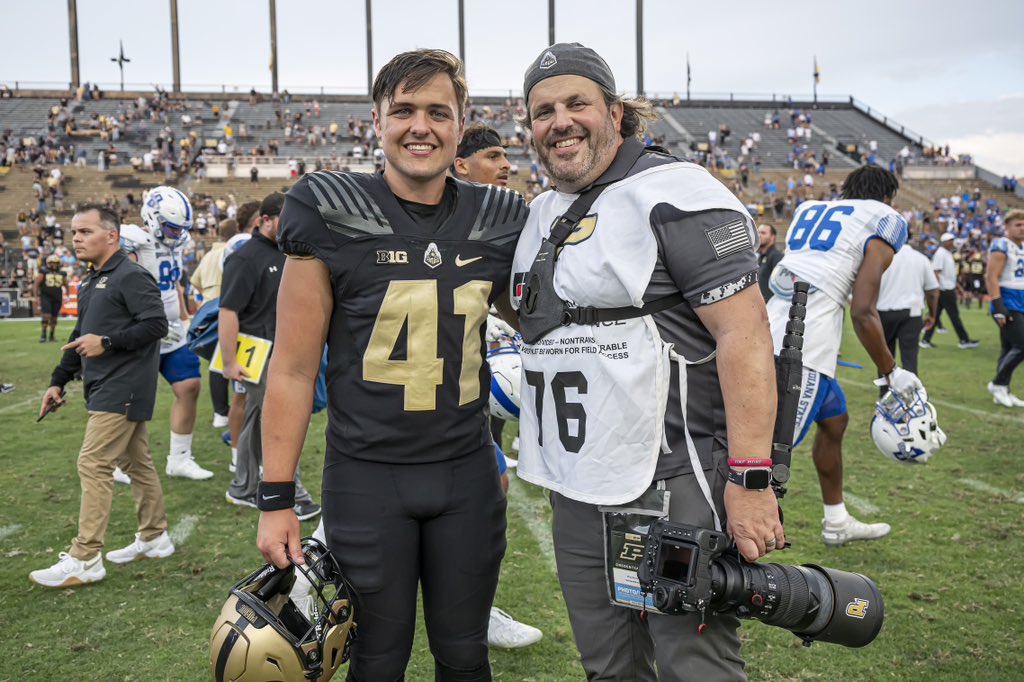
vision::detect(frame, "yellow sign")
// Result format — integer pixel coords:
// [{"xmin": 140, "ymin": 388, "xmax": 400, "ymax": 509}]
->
[{"xmin": 210, "ymin": 333, "xmax": 273, "ymax": 384}]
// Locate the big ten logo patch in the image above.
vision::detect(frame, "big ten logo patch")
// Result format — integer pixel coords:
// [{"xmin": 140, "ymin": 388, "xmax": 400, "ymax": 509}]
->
[{"xmin": 376, "ymin": 249, "xmax": 409, "ymax": 265}]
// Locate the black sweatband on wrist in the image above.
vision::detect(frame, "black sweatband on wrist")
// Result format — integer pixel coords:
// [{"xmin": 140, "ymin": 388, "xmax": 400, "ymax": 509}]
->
[
  {"xmin": 257, "ymin": 481, "xmax": 296, "ymax": 511},
  {"xmin": 992, "ymin": 297, "xmax": 1010, "ymax": 317}
]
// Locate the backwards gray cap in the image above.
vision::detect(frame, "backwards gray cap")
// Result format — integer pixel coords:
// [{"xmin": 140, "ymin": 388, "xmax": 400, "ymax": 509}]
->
[{"xmin": 523, "ymin": 42, "xmax": 616, "ymax": 102}]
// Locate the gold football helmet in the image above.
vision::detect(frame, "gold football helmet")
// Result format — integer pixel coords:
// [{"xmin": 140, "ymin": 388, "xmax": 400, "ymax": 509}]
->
[{"xmin": 210, "ymin": 538, "xmax": 356, "ymax": 681}]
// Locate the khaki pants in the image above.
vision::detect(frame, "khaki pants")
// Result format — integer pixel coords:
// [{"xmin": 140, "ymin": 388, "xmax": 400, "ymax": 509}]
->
[{"xmin": 69, "ymin": 412, "xmax": 168, "ymax": 561}]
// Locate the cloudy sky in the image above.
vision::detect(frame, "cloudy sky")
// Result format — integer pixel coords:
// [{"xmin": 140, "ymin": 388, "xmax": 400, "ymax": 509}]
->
[{"xmin": 3, "ymin": 0, "xmax": 1022, "ymax": 175}]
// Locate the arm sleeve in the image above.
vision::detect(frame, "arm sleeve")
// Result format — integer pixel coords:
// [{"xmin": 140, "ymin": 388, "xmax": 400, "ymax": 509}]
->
[
  {"xmin": 277, "ymin": 178, "xmax": 338, "ymax": 264},
  {"xmin": 49, "ymin": 320, "xmax": 82, "ymax": 388},
  {"xmin": 650, "ymin": 206, "xmax": 758, "ymax": 307},
  {"xmin": 989, "ymin": 238, "xmax": 1009, "ymax": 255},
  {"xmin": 107, "ymin": 268, "xmax": 169, "ymax": 350},
  {"xmin": 873, "ymin": 212, "xmax": 908, "ymax": 252}
]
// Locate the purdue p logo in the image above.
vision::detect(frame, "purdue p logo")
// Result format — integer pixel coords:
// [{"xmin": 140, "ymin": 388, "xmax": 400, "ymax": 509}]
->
[
  {"xmin": 845, "ymin": 598, "xmax": 869, "ymax": 619},
  {"xmin": 553, "ymin": 213, "xmax": 598, "ymax": 255}
]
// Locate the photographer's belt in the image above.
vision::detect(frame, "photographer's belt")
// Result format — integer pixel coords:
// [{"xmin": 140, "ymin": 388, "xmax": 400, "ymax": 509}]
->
[{"xmin": 519, "ymin": 145, "xmax": 683, "ymax": 345}]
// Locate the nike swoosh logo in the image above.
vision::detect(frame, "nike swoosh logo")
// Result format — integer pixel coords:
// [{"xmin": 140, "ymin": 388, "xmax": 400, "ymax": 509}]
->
[
  {"xmin": 261, "ymin": 494, "xmax": 280, "ymax": 501},
  {"xmin": 455, "ymin": 255, "xmax": 483, "ymax": 267}
]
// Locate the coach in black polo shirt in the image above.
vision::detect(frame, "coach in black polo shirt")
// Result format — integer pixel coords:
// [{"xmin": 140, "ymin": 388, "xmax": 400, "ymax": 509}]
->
[
  {"xmin": 31, "ymin": 204, "xmax": 172, "ymax": 588},
  {"xmin": 220, "ymin": 192, "xmax": 318, "ymax": 517}
]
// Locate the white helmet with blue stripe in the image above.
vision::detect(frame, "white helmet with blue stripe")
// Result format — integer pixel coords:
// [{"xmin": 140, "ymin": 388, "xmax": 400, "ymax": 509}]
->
[
  {"xmin": 870, "ymin": 389, "xmax": 946, "ymax": 464},
  {"xmin": 487, "ymin": 344, "xmax": 521, "ymax": 421},
  {"xmin": 140, "ymin": 186, "xmax": 193, "ymax": 249}
]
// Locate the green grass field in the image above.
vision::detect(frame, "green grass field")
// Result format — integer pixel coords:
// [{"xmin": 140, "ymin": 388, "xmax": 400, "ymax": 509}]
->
[{"xmin": 1, "ymin": 306, "xmax": 1021, "ymax": 681}]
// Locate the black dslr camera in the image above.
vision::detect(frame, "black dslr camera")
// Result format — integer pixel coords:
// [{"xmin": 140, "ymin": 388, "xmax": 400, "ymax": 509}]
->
[{"xmin": 637, "ymin": 520, "xmax": 883, "ymax": 648}]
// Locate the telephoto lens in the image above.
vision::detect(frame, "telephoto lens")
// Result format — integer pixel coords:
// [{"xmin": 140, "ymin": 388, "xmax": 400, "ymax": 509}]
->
[{"xmin": 710, "ymin": 554, "xmax": 884, "ymax": 647}]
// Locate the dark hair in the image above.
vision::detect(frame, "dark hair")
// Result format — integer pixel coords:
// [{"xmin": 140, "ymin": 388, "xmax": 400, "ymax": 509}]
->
[
  {"xmin": 75, "ymin": 203, "xmax": 120, "ymax": 233},
  {"xmin": 760, "ymin": 223, "xmax": 777, "ymax": 237},
  {"xmin": 236, "ymin": 201, "xmax": 261, "ymax": 233},
  {"xmin": 452, "ymin": 123, "xmax": 504, "ymax": 172},
  {"xmin": 372, "ymin": 49, "xmax": 468, "ymax": 118},
  {"xmin": 840, "ymin": 166, "xmax": 899, "ymax": 202}
]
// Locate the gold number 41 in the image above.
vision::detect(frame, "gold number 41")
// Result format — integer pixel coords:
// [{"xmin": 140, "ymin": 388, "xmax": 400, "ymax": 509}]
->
[{"xmin": 363, "ymin": 279, "xmax": 492, "ymax": 411}]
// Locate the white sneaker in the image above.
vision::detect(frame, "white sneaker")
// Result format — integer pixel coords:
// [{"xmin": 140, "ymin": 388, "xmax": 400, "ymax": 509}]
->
[
  {"xmin": 511, "ymin": 436, "xmax": 520, "ymax": 452},
  {"xmin": 212, "ymin": 413, "xmax": 229, "ymax": 428},
  {"xmin": 29, "ymin": 552, "xmax": 105, "ymax": 588},
  {"xmin": 487, "ymin": 607, "xmax": 542, "ymax": 649},
  {"xmin": 166, "ymin": 456, "xmax": 214, "ymax": 480},
  {"xmin": 822, "ymin": 515, "xmax": 891, "ymax": 547},
  {"xmin": 113, "ymin": 466, "xmax": 132, "ymax": 485},
  {"xmin": 1009, "ymin": 394, "xmax": 1024, "ymax": 408},
  {"xmin": 988, "ymin": 382, "xmax": 1016, "ymax": 408},
  {"xmin": 229, "ymin": 449, "xmax": 237, "ymax": 473},
  {"xmin": 105, "ymin": 531, "xmax": 175, "ymax": 564}
]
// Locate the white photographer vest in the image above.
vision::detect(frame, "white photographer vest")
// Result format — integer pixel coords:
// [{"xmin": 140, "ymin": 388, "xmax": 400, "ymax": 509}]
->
[{"xmin": 512, "ymin": 162, "xmax": 753, "ymax": 506}]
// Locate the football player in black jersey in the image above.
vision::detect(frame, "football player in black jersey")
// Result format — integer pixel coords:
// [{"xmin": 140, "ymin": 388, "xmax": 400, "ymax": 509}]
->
[
  {"xmin": 33, "ymin": 255, "xmax": 67, "ymax": 342},
  {"xmin": 257, "ymin": 50, "xmax": 527, "ymax": 681}
]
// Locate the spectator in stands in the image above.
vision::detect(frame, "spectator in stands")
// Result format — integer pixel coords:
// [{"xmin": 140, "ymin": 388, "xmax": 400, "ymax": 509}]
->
[{"xmin": 250, "ymin": 165, "xmax": 259, "ymax": 183}]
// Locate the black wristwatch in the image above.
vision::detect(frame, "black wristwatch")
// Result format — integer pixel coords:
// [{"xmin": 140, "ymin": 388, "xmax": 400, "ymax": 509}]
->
[
  {"xmin": 101, "ymin": 336, "xmax": 113, "ymax": 350},
  {"xmin": 727, "ymin": 467, "xmax": 772, "ymax": 491}
]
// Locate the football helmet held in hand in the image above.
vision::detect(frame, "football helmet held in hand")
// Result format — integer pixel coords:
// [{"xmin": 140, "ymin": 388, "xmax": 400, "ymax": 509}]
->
[
  {"xmin": 209, "ymin": 538, "xmax": 356, "ymax": 682},
  {"xmin": 870, "ymin": 389, "xmax": 946, "ymax": 464},
  {"xmin": 141, "ymin": 186, "xmax": 193, "ymax": 249}
]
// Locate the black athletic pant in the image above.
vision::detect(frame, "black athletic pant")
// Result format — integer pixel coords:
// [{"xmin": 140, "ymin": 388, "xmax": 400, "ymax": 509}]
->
[
  {"xmin": 209, "ymin": 369, "xmax": 229, "ymax": 417},
  {"xmin": 489, "ymin": 416, "xmax": 505, "ymax": 448},
  {"xmin": 923, "ymin": 289, "xmax": 970, "ymax": 343},
  {"xmin": 323, "ymin": 445, "xmax": 506, "ymax": 682},
  {"xmin": 994, "ymin": 312, "xmax": 1024, "ymax": 387},
  {"xmin": 878, "ymin": 309, "xmax": 924, "ymax": 396}
]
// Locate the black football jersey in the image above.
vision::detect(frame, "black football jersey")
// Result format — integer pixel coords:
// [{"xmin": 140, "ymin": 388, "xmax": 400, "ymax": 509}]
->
[
  {"xmin": 279, "ymin": 171, "xmax": 527, "ymax": 464},
  {"xmin": 40, "ymin": 269, "xmax": 67, "ymax": 298}
]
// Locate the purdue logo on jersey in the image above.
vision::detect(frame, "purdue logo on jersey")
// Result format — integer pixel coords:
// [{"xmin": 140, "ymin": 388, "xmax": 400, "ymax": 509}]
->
[
  {"xmin": 553, "ymin": 214, "xmax": 598, "ymax": 256},
  {"xmin": 424, "ymin": 242, "xmax": 442, "ymax": 269},
  {"xmin": 376, "ymin": 249, "xmax": 408, "ymax": 265}
]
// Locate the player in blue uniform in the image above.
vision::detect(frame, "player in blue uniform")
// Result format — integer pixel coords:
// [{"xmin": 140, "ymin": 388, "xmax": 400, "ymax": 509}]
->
[{"xmin": 986, "ymin": 209, "xmax": 1024, "ymax": 406}]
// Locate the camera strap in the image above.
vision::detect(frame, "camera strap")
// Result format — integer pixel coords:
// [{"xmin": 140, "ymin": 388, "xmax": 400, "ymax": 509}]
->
[
  {"xmin": 519, "ymin": 144, "xmax": 681, "ymax": 344},
  {"xmin": 667, "ymin": 345, "xmax": 722, "ymax": 533}
]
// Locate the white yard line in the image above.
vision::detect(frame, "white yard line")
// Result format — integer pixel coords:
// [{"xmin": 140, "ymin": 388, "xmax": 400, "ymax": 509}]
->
[
  {"xmin": 0, "ymin": 395, "xmax": 41, "ymax": 415},
  {"xmin": 959, "ymin": 478, "xmax": 1024, "ymax": 504},
  {"xmin": 169, "ymin": 515, "xmax": 200, "ymax": 546},
  {"xmin": 843, "ymin": 492, "xmax": 881, "ymax": 515},
  {"xmin": 841, "ymin": 379, "xmax": 1024, "ymax": 424},
  {"xmin": 0, "ymin": 524, "xmax": 23, "ymax": 542},
  {"xmin": 507, "ymin": 475, "xmax": 558, "ymax": 576}
]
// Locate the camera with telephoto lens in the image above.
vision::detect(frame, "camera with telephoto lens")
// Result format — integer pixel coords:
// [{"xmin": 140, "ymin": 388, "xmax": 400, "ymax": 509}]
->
[{"xmin": 637, "ymin": 520, "xmax": 883, "ymax": 648}]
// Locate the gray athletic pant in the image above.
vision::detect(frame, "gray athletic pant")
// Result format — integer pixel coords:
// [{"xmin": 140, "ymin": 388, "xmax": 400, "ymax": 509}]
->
[
  {"xmin": 551, "ymin": 452, "xmax": 746, "ymax": 682},
  {"xmin": 994, "ymin": 313, "xmax": 1024, "ymax": 387},
  {"xmin": 227, "ymin": 376, "xmax": 313, "ymax": 503}
]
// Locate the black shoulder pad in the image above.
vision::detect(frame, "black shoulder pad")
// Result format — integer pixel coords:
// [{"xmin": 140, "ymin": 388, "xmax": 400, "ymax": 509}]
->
[
  {"xmin": 464, "ymin": 183, "xmax": 528, "ymax": 246},
  {"xmin": 302, "ymin": 171, "xmax": 394, "ymax": 238}
]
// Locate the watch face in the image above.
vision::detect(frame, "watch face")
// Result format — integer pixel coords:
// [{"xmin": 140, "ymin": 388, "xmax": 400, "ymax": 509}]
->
[{"xmin": 746, "ymin": 469, "xmax": 772, "ymax": 489}]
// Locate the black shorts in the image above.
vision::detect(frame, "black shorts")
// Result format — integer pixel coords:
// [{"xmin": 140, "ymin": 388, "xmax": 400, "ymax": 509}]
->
[
  {"xmin": 40, "ymin": 296, "xmax": 62, "ymax": 317},
  {"xmin": 322, "ymin": 445, "xmax": 506, "ymax": 680}
]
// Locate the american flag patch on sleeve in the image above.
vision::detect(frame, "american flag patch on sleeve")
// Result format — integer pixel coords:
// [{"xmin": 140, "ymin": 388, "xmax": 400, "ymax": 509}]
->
[{"xmin": 705, "ymin": 219, "xmax": 753, "ymax": 260}]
